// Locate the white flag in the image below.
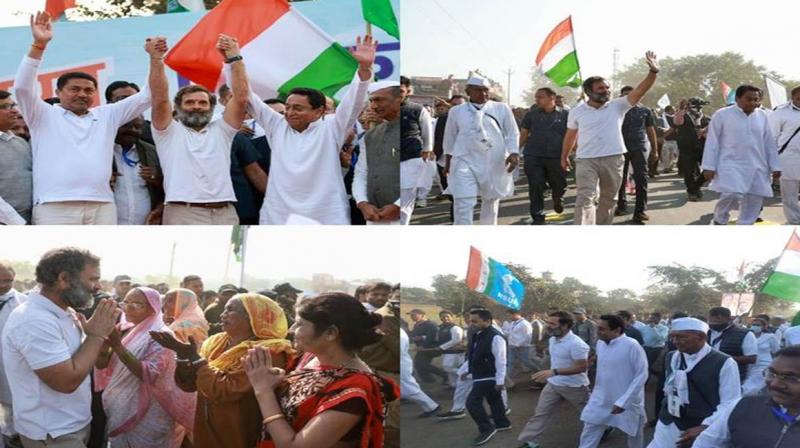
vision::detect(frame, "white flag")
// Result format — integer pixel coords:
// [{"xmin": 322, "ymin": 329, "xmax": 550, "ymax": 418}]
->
[
  {"xmin": 657, "ymin": 93, "xmax": 671, "ymax": 109},
  {"xmin": 764, "ymin": 76, "xmax": 788, "ymax": 109}
]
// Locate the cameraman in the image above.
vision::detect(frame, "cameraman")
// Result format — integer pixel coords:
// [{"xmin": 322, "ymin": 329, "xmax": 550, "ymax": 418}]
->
[{"xmin": 674, "ymin": 97, "xmax": 711, "ymax": 201}]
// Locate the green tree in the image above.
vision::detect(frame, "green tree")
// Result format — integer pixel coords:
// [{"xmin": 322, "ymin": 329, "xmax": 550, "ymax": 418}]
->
[
  {"xmin": 645, "ymin": 264, "xmax": 727, "ymax": 315},
  {"xmin": 401, "ymin": 287, "xmax": 436, "ymax": 305}
]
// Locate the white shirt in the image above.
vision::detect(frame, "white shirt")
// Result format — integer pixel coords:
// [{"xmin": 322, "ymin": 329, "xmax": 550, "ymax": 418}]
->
[
  {"xmin": 547, "ymin": 330, "xmax": 590, "ymax": 387},
  {"xmin": 768, "ymin": 102, "xmax": 800, "ymax": 180},
  {"xmin": 0, "ymin": 195, "xmax": 25, "ymax": 225},
  {"xmin": 0, "ymin": 289, "xmax": 26, "ymax": 404},
  {"xmin": 153, "ymin": 118, "xmax": 238, "ymax": 203},
  {"xmin": 701, "ymin": 105, "xmax": 780, "ymax": 196},
  {"xmin": 783, "ymin": 325, "xmax": 800, "ymax": 346},
  {"xmin": 457, "ymin": 329, "xmax": 507, "ymax": 385},
  {"xmin": 581, "ymin": 335, "xmax": 648, "ymax": 436},
  {"xmin": 352, "ymin": 125, "xmax": 402, "ymax": 208},
  {"xmin": 505, "ymin": 318, "xmax": 533, "ymax": 347},
  {"xmin": 438, "ymin": 325, "xmax": 464, "ymax": 351},
  {"xmin": 1, "ymin": 292, "xmax": 91, "ymax": 440},
  {"xmin": 399, "ymin": 107, "xmax": 434, "ymax": 190},
  {"xmin": 249, "ymin": 74, "xmax": 369, "ymax": 225},
  {"xmin": 112, "ymin": 144, "xmax": 151, "ymax": 224},
  {"xmin": 14, "ymin": 56, "xmax": 151, "ymax": 205},
  {"xmin": 709, "ymin": 327, "xmax": 759, "ymax": 357},
  {"xmin": 567, "ymin": 97, "xmax": 633, "ymax": 159}
]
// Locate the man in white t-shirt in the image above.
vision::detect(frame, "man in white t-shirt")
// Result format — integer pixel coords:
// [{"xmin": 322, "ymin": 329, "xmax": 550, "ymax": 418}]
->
[
  {"xmin": 15, "ymin": 12, "xmax": 152, "ymax": 225},
  {"xmin": 562, "ymin": 51, "xmax": 660, "ymax": 225},
  {"xmin": 148, "ymin": 34, "xmax": 249, "ymax": 225},
  {"xmin": 2, "ymin": 248, "xmax": 119, "ymax": 447},
  {"xmin": 517, "ymin": 311, "xmax": 590, "ymax": 448}
]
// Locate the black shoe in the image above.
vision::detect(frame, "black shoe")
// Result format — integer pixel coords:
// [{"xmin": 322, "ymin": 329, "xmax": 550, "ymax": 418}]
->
[
  {"xmin": 436, "ymin": 410, "xmax": 466, "ymax": 420},
  {"xmin": 756, "ymin": 217, "xmax": 764, "ymax": 223},
  {"xmin": 553, "ymin": 196, "xmax": 564, "ymax": 214},
  {"xmin": 614, "ymin": 206, "xmax": 628, "ymax": 216},
  {"xmin": 418, "ymin": 404, "xmax": 441, "ymax": 418},
  {"xmin": 531, "ymin": 217, "xmax": 545, "ymax": 225},
  {"xmin": 472, "ymin": 429, "xmax": 497, "ymax": 446}
]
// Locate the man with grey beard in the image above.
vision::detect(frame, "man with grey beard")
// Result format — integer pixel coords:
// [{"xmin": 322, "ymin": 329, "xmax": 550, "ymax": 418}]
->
[
  {"xmin": 2, "ymin": 248, "xmax": 120, "ymax": 447},
  {"xmin": 148, "ymin": 34, "xmax": 250, "ymax": 225}
]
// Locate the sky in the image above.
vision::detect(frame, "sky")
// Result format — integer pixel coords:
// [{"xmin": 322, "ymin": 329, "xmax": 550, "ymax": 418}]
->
[{"xmin": 402, "ymin": 0, "xmax": 800, "ymax": 105}]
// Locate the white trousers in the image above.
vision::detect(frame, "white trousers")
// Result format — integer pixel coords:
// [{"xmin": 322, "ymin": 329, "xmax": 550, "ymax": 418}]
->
[
  {"xmin": 453, "ymin": 197, "xmax": 500, "ymax": 225},
  {"xmin": 441, "ymin": 353, "xmax": 463, "ymax": 386},
  {"xmin": 579, "ymin": 421, "xmax": 644, "ymax": 448},
  {"xmin": 451, "ymin": 376, "xmax": 508, "ymax": 412},
  {"xmin": 658, "ymin": 141, "xmax": 678, "ymax": 172},
  {"xmin": 400, "ymin": 188, "xmax": 417, "ymax": 225},
  {"xmin": 646, "ymin": 422, "xmax": 681, "ymax": 448},
  {"xmin": 780, "ymin": 179, "xmax": 800, "ymax": 224},
  {"xmin": 713, "ymin": 192, "xmax": 763, "ymax": 225},
  {"xmin": 401, "ymin": 368, "xmax": 438, "ymax": 412}
]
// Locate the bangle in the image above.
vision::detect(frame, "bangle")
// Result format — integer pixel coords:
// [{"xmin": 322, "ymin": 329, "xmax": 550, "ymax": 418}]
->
[
  {"xmin": 31, "ymin": 42, "xmax": 46, "ymax": 51},
  {"xmin": 225, "ymin": 55, "xmax": 243, "ymax": 64},
  {"xmin": 262, "ymin": 414, "xmax": 285, "ymax": 425}
]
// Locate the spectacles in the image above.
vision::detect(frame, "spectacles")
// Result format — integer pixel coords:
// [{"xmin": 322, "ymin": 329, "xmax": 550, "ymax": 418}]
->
[
  {"xmin": 0, "ymin": 103, "xmax": 18, "ymax": 111},
  {"xmin": 121, "ymin": 301, "xmax": 148, "ymax": 309},
  {"xmin": 764, "ymin": 369, "xmax": 800, "ymax": 385}
]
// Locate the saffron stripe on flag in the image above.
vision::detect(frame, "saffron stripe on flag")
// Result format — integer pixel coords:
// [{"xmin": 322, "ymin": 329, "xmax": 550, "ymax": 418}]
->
[
  {"xmin": 762, "ymin": 271, "xmax": 800, "ymax": 302},
  {"xmin": 466, "ymin": 246, "xmax": 483, "ymax": 290},
  {"xmin": 535, "ymin": 16, "xmax": 573, "ymax": 65},
  {"xmin": 785, "ymin": 232, "xmax": 800, "ymax": 251}
]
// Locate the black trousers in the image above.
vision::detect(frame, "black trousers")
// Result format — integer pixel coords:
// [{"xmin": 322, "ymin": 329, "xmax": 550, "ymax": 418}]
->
[
  {"xmin": 617, "ymin": 150, "xmax": 648, "ymax": 214},
  {"xmin": 413, "ymin": 350, "xmax": 447, "ymax": 382},
  {"xmin": 524, "ymin": 155, "xmax": 567, "ymax": 222},
  {"xmin": 466, "ymin": 380, "xmax": 510, "ymax": 433},
  {"xmin": 678, "ymin": 145, "xmax": 704, "ymax": 195}
]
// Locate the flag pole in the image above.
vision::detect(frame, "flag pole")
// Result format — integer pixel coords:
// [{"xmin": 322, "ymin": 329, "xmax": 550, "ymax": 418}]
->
[
  {"xmin": 568, "ymin": 15, "xmax": 583, "ymax": 89},
  {"xmin": 168, "ymin": 242, "xmax": 177, "ymax": 287},
  {"xmin": 239, "ymin": 226, "xmax": 249, "ymax": 288}
]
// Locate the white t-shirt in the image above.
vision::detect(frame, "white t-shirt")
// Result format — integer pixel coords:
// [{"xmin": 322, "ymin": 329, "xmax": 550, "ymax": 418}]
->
[
  {"xmin": 547, "ymin": 330, "xmax": 590, "ymax": 387},
  {"xmin": 153, "ymin": 118, "xmax": 239, "ymax": 203},
  {"xmin": 1, "ymin": 293, "xmax": 91, "ymax": 440},
  {"xmin": 784, "ymin": 325, "xmax": 800, "ymax": 346},
  {"xmin": 567, "ymin": 97, "xmax": 632, "ymax": 159},
  {"xmin": 112, "ymin": 144, "xmax": 151, "ymax": 225}
]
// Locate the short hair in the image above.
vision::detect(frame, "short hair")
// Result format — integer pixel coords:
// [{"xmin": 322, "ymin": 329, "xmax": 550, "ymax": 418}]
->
[
  {"xmin": 600, "ymin": 314, "xmax": 625, "ymax": 332},
  {"xmin": 439, "ymin": 310, "xmax": 453, "ymax": 318},
  {"xmin": 35, "ymin": 248, "xmax": 100, "ymax": 287},
  {"xmin": 0, "ymin": 261, "xmax": 15, "ymax": 276},
  {"xmin": 217, "ymin": 84, "xmax": 231, "ymax": 97},
  {"xmin": 650, "ymin": 312, "xmax": 662, "ymax": 320},
  {"xmin": 368, "ymin": 281, "xmax": 392, "ymax": 293},
  {"xmin": 671, "ymin": 311, "xmax": 689, "ymax": 319},
  {"xmin": 536, "ymin": 87, "xmax": 557, "ymax": 97},
  {"xmin": 400, "ymin": 75, "xmax": 411, "ymax": 87},
  {"xmin": 56, "ymin": 72, "xmax": 98, "ymax": 90},
  {"xmin": 620, "ymin": 85, "xmax": 634, "ymax": 94},
  {"xmin": 755, "ymin": 314, "xmax": 771, "ymax": 322},
  {"xmin": 506, "ymin": 308, "xmax": 521, "ymax": 314},
  {"xmin": 297, "ymin": 292, "xmax": 382, "ymax": 351},
  {"xmin": 104, "ymin": 80, "xmax": 140, "ymax": 103},
  {"xmin": 0, "ymin": 91, "xmax": 11, "ymax": 101},
  {"xmin": 182, "ymin": 274, "xmax": 202, "ymax": 285},
  {"xmin": 470, "ymin": 309, "xmax": 493, "ymax": 321},
  {"xmin": 791, "ymin": 86, "xmax": 800, "ymax": 97},
  {"xmin": 44, "ymin": 97, "xmax": 60, "ymax": 105},
  {"xmin": 549, "ymin": 311, "xmax": 574, "ymax": 329},
  {"xmin": 735, "ymin": 84, "xmax": 762, "ymax": 99},
  {"xmin": 287, "ymin": 87, "xmax": 326, "ymax": 109},
  {"xmin": 582, "ymin": 76, "xmax": 608, "ymax": 93},
  {"xmin": 449, "ymin": 94, "xmax": 466, "ymax": 102},
  {"xmin": 617, "ymin": 310, "xmax": 633, "ymax": 321},
  {"xmin": 709, "ymin": 307, "xmax": 732, "ymax": 318},
  {"xmin": 774, "ymin": 345, "xmax": 800, "ymax": 360},
  {"xmin": 174, "ymin": 85, "xmax": 216, "ymax": 109},
  {"xmin": 354, "ymin": 284, "xmax": 371, "ymax": 297},
  {"xmin": 264, "ymin": 98, "xmax": 285, "ymax": 105}
]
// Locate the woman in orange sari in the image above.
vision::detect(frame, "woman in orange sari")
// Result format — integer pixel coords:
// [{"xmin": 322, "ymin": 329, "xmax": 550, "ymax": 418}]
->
[
  {"xmin": 162, "ymin": 288, "xmax": 209, "ymax": 346},
  {"xmin": 152, "ymin": 293, "xmax": 294, "ymax": 448},
  {"xmin": 242, "ymin": 293, "xmax": 398, "ymax": 448}
]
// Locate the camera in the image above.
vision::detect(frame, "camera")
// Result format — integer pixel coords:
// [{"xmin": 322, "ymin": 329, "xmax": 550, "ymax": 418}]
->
[{"xmin": 687, "ymin": 97, "xmax": 710, "ymax": 110}]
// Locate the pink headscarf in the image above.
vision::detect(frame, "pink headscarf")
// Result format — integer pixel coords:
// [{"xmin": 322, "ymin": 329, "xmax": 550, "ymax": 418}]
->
[
  {"xmin": 95, "ymin": 287, "xmax": 195, "ymax": 443},
  {"xmin": 167, "ymin": 288, "xmax": 209, "ymax": 346}
]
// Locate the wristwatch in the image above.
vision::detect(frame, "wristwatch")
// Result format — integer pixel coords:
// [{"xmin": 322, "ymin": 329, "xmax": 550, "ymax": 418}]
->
[
  {"xmin": 552, "ymin": 368, "xmax": 559, "ymax": 376},
  {"xmin": 225, "ymin": 55, "xmax": 244, "ymax": 64}
]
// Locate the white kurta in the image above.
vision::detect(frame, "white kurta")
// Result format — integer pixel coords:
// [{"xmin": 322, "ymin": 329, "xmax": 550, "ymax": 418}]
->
[
  {"xmin": 443, "ymin": 101, "xmax": 520, "ymax": 200},
  {"xmin": 701, "ymin": 105, "xmax": 780, "ymax": 197},
  {"xmin": 768, "ymin": 102, "xmax": 800, "ymax": 180},
  {"xmin": 580, "ymin": 335, "xmax": 648, "ymax": 437},
  {"xmin": 249, "ymin": 74, "xmax": 369, "ymax": 225},
  {"xmin": 742, "ymin": 332, "xmax": 779, "ymax": 395},
  {"xmin": 400, "ymin": 105, "xmax": 434, "ymax": 190}
]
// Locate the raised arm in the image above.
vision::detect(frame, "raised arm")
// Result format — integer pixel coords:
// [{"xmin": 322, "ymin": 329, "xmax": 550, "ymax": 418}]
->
[
  {"xmin": 627, "ymin": 52, "xmax": 659, "ymax": 106},
  {"xmin": 218, "ymin": 35, "xmax": 249, "ymax": 129},
  {"xmin": 15, "ymin": 11, "xmax": 54, "ymax": 128},
  {"xmin": 333, "ymin": 35, "xmax": 377, "ymax": 136},
  {"xmin": 146, "ymin": 37, "xmax": 172, "ymax": 131}
]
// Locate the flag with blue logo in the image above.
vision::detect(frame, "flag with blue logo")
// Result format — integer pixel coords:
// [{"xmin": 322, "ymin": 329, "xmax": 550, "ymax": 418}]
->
[{"xmin": 466, "ymin": 246, "xmax": 525, "ymax": 310}]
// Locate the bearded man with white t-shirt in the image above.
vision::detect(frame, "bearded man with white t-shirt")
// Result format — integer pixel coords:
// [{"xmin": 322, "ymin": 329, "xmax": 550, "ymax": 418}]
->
[{"xmin": 561, "ymin": 52, "xmax": 660, "ymax": 225}]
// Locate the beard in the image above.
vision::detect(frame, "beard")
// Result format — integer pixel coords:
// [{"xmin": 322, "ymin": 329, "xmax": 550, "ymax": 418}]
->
[
  {"xmin": 587, "ymin": 91, "xmax": 610, "ymax": 103},
  {"xmin": 548, "ymin": 327, "xmax": 564, "ymax": 337},
  {"xmin": 177, "ymin": 109, "xmax": 213, "ymax": 128},
  {"xmin": 62, "ymin": 278, "xmax": 94, "ymax": 310}
]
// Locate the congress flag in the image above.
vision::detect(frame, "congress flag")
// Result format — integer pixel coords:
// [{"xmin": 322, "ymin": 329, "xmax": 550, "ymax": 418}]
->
[
  {"xmin": 466, "ymin": 247, "xmax": 525, "ymax": 310},
  {"xmin": 167, "ymin": 0, "xmax": 206, "ymax": 13},
  {"xmin": 45, "ymin": 0, "xmax": 77, "ymax": 20}
]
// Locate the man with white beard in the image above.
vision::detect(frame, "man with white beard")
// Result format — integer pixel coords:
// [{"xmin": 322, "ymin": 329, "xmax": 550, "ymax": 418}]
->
[
  {"xmin": 443, "ymin": 76, "xmax": 520, "ymax": 225},
  {"xmin": 0, "ymin": 262, "xmax": 26, "ymax": 447},
  {"xmin": 647, "ymin": 318, "xmax": 741, "ymax": 448},
  {"xmin": 579, "ymin": 314, "xmax": 648, "ymax": 448}
]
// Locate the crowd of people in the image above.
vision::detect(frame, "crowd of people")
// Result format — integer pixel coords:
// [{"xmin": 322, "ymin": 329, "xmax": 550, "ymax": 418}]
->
[
  {"xmin": 0, "ymin": 11, "xmax": 402, "ymax": 226},
  {"xmin": 401, "ymin": 304, "xmax": 800, "ymax": 447},
  {"xmin": 0, "ymin": 253, "xmax": 400, "ymax": 448},
  {"xmin": 403, "ymin": 51, "xmax": 800, "ymax": 225}
]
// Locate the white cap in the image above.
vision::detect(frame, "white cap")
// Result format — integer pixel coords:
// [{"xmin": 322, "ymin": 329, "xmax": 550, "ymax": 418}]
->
[
  {"xmin": 670, "ymin": 317, "xmax": 709, "ymax": 334},
  {"xmin": 466, "ymin": 76, "xmax": 490, "ymax": 88},
  {"xmin": 368, "ymin": 80, "xmax": 400, "ymax": 95}
]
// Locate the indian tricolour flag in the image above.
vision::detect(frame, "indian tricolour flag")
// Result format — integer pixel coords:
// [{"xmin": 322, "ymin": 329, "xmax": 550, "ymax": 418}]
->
[
  {"xmin": 720, "ymin": 81, "xmax": 736, "ymax": 105},
  {"xmin": 536, "ymin": 16, "xmax": 581, "ymax": 88},
  {"xmin": 166, "ymin": 0, "xmax": 359, "ymax": 100},
  {"xmin": 167, "ymin": 0, "xmax": 206, "ymax": 13},
  {"xmin": 761, "ymin": 231, "xmax": 800, "ymax": 302},
  {"xmin": 466, "ymin": 247, "xmax": 525, "ymax": 310}
]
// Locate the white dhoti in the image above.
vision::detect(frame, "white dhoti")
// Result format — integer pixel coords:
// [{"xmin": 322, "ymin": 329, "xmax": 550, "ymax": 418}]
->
[
  {"xmin": 713, "ymin": 192, "xmax": 763, "ymax": 225},
  {"xmin": 448, "ymin": 155, "xmax": 510, "ymax": 225},
  {"xmin": 441, "ymin": 353, "xmax": 463, "ymax": 386},
  {"xmin": 401, "ymin": 370, "xmax": 438, "ymax": 412},
  {"xmin": 780, "ymin": 179, "xmax": 800, "ymax": 224},
  {"xmin": 659, "ymin": 140, "xmax": 678, "ymax": 172},
  {"xmin": 451, "ymin": 374, "xmax": 508, "ymax": 412},
  {"xmin": 580, "ymin": 421, "xmax": 644, "ymax": 448}
]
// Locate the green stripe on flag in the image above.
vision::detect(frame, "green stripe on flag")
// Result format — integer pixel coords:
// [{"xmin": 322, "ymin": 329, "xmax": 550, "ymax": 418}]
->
[
  {"xmin": 362, "ymin": 0, "xmax": 400, "ymax": 39},
  {"xmin": 166, "ymin": 0, "xmax": 189, "ymax": 13},
  {"xmin": 544, "ymin": 51, "xmax": 581, "ymax": 88},
  {"xmin": 761, "ymin": 271, "xmax": 800, "ymax": 302},
  {"xmin": 278, "ymin": 43, "xmax": 359, "ymax": 98},
  {"xmin": 483, "ymin": 260, "xmax": 499, "ymax": 295}
]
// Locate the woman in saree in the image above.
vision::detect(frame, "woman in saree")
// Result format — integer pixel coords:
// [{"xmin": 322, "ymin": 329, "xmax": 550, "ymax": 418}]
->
[
  {"xmin": 151, "ymin": 293, "xmax": 294, "ymax": 448},
  {"xmin": 95, "ymin": 287, "xmax": 196, "ymax": 448},
  {"xmin": 242, "ymin": 292, "xmax": 399, "ymax": 448},
  {"xmin": 162, "ymin": 288, "xmax": 210, "ymax": 346}
]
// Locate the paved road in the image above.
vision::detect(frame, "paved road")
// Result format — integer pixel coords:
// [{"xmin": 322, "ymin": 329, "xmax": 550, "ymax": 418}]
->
[{"xmin": 410, "ymin": 169, "xmax": 786, "ymax": 225}]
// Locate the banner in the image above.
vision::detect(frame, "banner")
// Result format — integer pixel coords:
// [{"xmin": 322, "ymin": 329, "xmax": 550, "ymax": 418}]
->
[
  {"xmin": 764, "ymin": 75, "xmax": 788, "ymax": 109},
  {"xmin": 466, "ymin": 246, "xmax": 525, "ymax": 310},
  {"xmin": 0, "ymin": 0, "xmax": 399, "ymax": 105},
  {"xmin": 720, "ymin": 293, "xmax": 755, "ymax": 316},
  {"xmin": 657, "ymin": 93, "xmax": 670, "ymax": 109}
]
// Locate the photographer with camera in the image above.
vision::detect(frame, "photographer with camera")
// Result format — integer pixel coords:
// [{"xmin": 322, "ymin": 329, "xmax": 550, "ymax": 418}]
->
[{"xmin": 674, "ymin": 97, "xmax": 711, "ymax": 202}]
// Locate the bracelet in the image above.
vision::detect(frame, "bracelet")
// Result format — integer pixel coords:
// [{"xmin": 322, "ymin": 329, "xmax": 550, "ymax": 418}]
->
[
  {"xmin": 650, "ymin": 69, "xmax": 659, "ymax": 74},
  {"xmin": 262, "ymin": 413, "xmax": 285, "ymax": 425},
  {"xmin": 225, "ymin": 55, "xmax": 243, "ymax": 64},
  {"xmin": 31, "ymin": 42, "xmax": 46, "ymax": 51},
  {"xmin": 552, "ymin": 368, "xmax": 559, "ymax": 376}
]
